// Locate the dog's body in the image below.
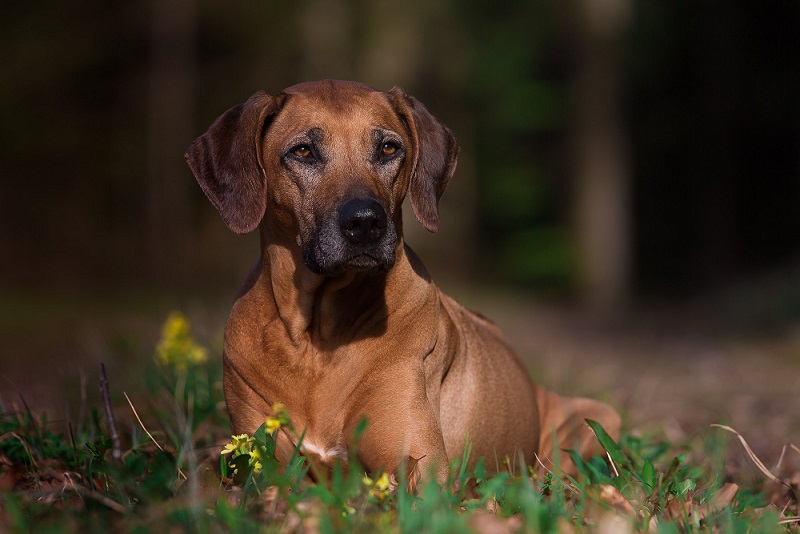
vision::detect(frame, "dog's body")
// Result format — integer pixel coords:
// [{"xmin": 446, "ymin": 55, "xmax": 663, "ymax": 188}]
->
[{"xmin": 186, "ymin": 80, "xmax": 619, "ymax": 484}]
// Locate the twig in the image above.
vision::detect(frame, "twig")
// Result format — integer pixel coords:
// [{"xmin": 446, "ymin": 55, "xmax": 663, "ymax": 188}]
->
[
  {"xmin": 100, "ymin": 364, "xmax": 122, "ymax": 464},
  {"xmin": 711, "ymin": 424, "xmax": 798, "ymax": 504},
  {"xmin": 124, "ymin": 391, "xmax": 187, "ymax": 480},
  {"xmin": 68, "ymin": 421, "xmax": 79, "ymax": 468},
  {"xmin": 81, "ymin": 487, "xmax": 129, "ymax": 513},
  {"xmin": 78, "ymin": 369, "xmax": 88, "ymax": 435},
  {"xmin": 31, "ymin": 486, "xmax": 129, "ymax": 514},
  {"xmin": 18, "ymin": 394, "xmax": 34, "ymax": 425},
  {"xmin": 711, "ymin": 424, "xmax": 781, "ymax": 484},
  {"xmin": 124, "ymin": 392, "xmax": 163, "ymax": 452},
  {"xmin": 18, "ymin": 395, "xmax": 40, "ymax": 445},
  {"xmin": 607, "ymin": 451, "xmax": 621, "ymax": 478},
  {"xmin": 773, "ymin": 444, "xmax": 787, "ymax": 472}
]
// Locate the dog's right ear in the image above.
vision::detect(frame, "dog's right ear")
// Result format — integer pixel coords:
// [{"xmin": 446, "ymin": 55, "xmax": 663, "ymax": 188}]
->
[{"xmin": 185, "ymin": 91, "xmax": 279, "ymax": 234}]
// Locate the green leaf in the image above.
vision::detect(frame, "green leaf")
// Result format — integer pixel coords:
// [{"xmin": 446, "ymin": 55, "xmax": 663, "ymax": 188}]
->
[
  {"xmin": 585, "ymin": 419, "xmax": 628, "ymax": 469},
  {"xmin": 352, "ymin": 417, "xmax": 369, "ymax": 443},
  {"xmin": 663, "ymin": 456, "xmax": 681, "ymax": 484},
  {"xmin": 258, "ymin": 437, "xmax": 276, "ymax": 461},
  {"xmin": 565, "ymin": 449, "xmax": 589, "ymax": 478},
  {"xmin": 641, "ymin": 459, "xmax": 656, "ymax": 494},
  {"xmin": 123, "ymin": 450, "xmax": 147, "ymax": 478},
  {"xmin": 473, "ymin": 457, "xmax": 487, "ymax": 483},
  {"xmin": 677, "ymin": 478, "xmax": 696, "ymax": 497},
  {"xmin": 586, "ymin": 456, "xmax": 612, "ymax": 485},
  {"xmin": 477, "ymin": 472, "xmax": 509, "ymax": 502},
  {"xmin": 220, "ymin": 453, "xmax": 229, "ymax": 479},
  {"xmin": 85, "ymin": 435, "xmax": 112, "ymax": 461},
  {"xmin": 253, "ymin": 423, "xmax": 276, "ymax": 458},
  {"xmin": 229, "ymin": 455, "xmax": 252, "ymax": 486}
]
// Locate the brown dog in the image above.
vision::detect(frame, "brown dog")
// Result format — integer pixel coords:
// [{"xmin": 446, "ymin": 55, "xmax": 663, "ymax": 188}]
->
[{"xmin": 186, "ymin": 80, "xmax": 619, "ymax": 485}]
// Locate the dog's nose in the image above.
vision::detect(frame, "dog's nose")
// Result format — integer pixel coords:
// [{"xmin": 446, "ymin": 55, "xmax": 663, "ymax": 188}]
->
[{"xmin": 339, "ymin": 198, "xmax": 388, "ymax": 245}]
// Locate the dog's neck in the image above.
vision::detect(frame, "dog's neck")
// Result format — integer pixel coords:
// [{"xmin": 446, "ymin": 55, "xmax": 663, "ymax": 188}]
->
[{"xmin": 258, "ymin": 229, "xmax": 433, "ymax": 348}]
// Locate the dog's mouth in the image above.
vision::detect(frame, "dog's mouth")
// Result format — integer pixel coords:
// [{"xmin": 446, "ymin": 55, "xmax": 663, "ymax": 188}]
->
[
  {"xmin": 342, "ymin": 253, "xmax": 388, "ymax": 271},
  {"xmin": 303, "ymin": 244, "xmax": 396, "ymax": 276}
]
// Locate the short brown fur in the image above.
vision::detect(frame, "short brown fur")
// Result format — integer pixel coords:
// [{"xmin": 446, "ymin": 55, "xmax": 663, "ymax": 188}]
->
[{"xmin": 186, "ymin": 80, "xmax": 619, "ymax": 487}]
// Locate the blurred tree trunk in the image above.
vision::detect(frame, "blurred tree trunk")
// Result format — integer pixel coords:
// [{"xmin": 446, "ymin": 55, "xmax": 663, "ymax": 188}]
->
[
  {"xmin": 145, "ymin": 0, "xmax": 196, "ymax": 282},
  {"xmin": 572, "ymin": 0, "xmax": 632, "ymax": 313},
  {"xmin": 299, "ymin": 0, "xmax": 356, "ymax": 79},
  {"xmin": 694, "ymin": 3, "xmax": 738, "ymax": 284}
]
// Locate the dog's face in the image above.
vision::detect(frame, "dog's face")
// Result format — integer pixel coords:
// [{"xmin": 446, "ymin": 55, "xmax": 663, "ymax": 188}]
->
[
  {"xmin": 185, "ymin": 80, "xmax": 459, "ymax": 277},
  {"xmin": 263, "ymin": 83, "xmax": 409, "ymax": 275}
]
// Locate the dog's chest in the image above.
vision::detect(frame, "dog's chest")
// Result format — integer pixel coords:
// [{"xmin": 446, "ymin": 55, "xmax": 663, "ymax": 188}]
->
[
  {"xmin": 286, "ymin": 381, "xmax": 355, "ymax": 468},
  {"xmin": 300, "ymin": 438, "xmax": 348, "ymax": 465},
  {"xmin": 288, "ymin": 411, "xmax": 351, "ymax": 470}
]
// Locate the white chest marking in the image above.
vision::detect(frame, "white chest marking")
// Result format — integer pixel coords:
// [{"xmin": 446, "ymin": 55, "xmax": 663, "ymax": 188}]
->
[{"xmin": 301, "ymin": 440, "xmax": 348, "ymax": 462}]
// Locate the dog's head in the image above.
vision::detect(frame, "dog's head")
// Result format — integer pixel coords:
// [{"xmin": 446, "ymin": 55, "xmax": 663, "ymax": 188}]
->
[{"xmin": 185, "ymin": 80, "xmax": 459, "ymax": 276}]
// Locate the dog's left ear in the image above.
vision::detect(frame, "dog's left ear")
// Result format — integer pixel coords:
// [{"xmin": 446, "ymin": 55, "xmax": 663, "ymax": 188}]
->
[
  {"xmin": 185, "ymin": 91, "xmax": 279, "ymax": 234},
  {"xmin": 388, "ymin": 88, "xmax": 459, "ymax": 233}
]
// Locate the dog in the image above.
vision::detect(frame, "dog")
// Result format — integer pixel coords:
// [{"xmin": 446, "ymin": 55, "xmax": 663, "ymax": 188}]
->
[{"xmin": 185, "ymin": 80, "xmax": 619, "ymax": 486}]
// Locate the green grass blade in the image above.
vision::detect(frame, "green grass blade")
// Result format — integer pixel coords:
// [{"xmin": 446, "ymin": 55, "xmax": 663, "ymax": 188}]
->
[{"xmin": 585, "ymin": 418, "xmax": 628, "ymax": 469}]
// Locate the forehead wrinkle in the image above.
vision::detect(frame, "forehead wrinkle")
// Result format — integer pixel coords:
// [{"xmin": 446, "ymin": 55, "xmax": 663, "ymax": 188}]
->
[{"xmin": 273, "ymin": 92, "xmax": 405, "ymax": 160}]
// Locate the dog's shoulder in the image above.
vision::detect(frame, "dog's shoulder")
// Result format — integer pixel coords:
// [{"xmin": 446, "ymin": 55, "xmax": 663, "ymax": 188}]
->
[{"xmin": 438, "ymin": 292, "xmax": 503, "ymax": 338}]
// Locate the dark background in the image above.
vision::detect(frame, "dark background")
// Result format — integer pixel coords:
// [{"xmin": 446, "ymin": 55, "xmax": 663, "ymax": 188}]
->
[
  {"xmin": 3, "ymin": 1, "xmax": 800, "ymax": 303},
  {"xmin": 1, "ymin": 1, "xmax": 799, "ymax": 439}
]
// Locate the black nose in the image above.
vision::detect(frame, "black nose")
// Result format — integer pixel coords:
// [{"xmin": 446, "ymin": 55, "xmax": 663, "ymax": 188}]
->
[{"xmin": 339, "ymin": 198, "xmax": 388, "ymax": 244}]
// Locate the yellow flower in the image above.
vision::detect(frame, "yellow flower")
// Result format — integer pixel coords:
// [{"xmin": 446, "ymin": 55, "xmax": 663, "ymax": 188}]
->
[
  {"xmin": 374, "ymin": 472, "xmax": 391, "ymax": 492},
  {"xmin": 186, "ymin": 344, "xmax": 208, "ymax": 365},
  {"xmin": 363, "ymin": 471, "xmax": 392, "ymax": 501},
  {"xmin": 265, "ymin": 418, "xmax": 281, "ymax": 434},
  {"xmin": 221, "ymin": 434, "xmax": 254, "ymax": 457},
  {"xmin": 248, "ymin": 445, "xmax": 263, "ymax": 472},
  {"xmin": 155, "ymin": 312, "xmax": 208, "ymax": 370},
  {"xmin": 220, "ymin": 433, "xmax": 262, "ymax": 474},
  {"xmin": 265, "ymin": 402, "xmax": 290, "ymax": 434}
]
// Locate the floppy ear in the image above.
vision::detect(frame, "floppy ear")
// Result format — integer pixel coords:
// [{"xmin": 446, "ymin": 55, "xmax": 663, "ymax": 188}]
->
[
  {"xmin": 185, "ymin": 91, "xmax": 279, "ymax": 234},
  {"xmin": 388, "ymin": 88, "xmax": 459, "ymax": 233}
]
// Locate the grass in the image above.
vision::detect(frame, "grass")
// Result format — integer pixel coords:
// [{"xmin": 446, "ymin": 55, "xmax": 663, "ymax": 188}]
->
[{"xmin": 0, "ymin": 312, "xmax": 798, "ymax": 532}]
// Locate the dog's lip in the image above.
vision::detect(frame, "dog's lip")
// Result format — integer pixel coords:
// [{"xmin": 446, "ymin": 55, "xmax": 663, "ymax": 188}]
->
[
  {"xmin": 339, "ymin": 251, "xmax": 397, "ymax": 274},
  {"xmin": 343, "ymin": 253, "xmax": 382, "ymax": 267},
  {"xmin": 348, "ymin": 252, "xmax": 378, "ymax": 260}
]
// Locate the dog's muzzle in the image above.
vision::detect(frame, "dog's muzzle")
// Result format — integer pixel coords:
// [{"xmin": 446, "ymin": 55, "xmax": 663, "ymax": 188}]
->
[{"xmin": 303, "ymin": 198, "xmax": 397, "ymax": 276}]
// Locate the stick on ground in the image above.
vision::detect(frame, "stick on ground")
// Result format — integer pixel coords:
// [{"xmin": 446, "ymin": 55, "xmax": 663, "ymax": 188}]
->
[{"xmin": 100, "ymin": 363, "xmax": 122, "ymax": 464}]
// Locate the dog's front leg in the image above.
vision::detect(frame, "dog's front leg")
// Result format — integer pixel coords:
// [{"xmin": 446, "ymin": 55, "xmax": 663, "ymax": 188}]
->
[
  {"xmin": 223, "ymin": 356, "xmax": 273, "ymax": 435},
  {"xmin": 350, "ymin": 396, "xmax": 449, "ymax": 492}
]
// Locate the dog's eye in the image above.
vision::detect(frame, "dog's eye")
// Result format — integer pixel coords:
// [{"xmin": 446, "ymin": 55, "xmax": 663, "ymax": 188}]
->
[
  {"xmin": 382, "ymin": 142, "xmax": 398, "ymax": 156},
  {"xmin": 291, "ymin": 145, "xmax": 314, "ymax": 159},
  {"xmin": 379, "ymin": 141, "xmax": 402, "ymax": 162}
]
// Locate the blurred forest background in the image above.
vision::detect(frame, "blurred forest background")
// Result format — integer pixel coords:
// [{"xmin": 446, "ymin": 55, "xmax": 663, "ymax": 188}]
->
[{"xmin": 1, "ymin": 0, "xmax": 799, "ymax": 441}]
